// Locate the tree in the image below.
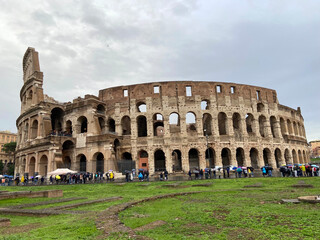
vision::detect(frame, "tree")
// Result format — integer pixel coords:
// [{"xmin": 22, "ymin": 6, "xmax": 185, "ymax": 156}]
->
[
  {"xmin": 2, "ymin": 142, "xmax": 16, "ymax": 175},
  {"xmin": 2, "ymin": 142, "xmax": 16, "ymax": 154}
]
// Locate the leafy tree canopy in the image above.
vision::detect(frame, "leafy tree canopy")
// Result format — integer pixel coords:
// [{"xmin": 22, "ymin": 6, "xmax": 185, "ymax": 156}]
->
[{"xmin": 2, "ymin": 142, "xmax": 16, "ymax": 153}]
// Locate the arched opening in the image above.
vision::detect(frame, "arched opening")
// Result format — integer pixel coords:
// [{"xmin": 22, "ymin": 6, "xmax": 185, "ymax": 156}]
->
[
  {"xmin": 218, "ymin": 112, "xmax": 227, "ymax": 135},
  {"xmin": 263, "ymin": 148, "xmax": 271, "ymax": 166},
  {"xmin": 246, "ymin": 114, "xmax": 254, "ymax": 134},
  {"xmin": 96, "ymin": 152, "xmax": 104, "ymax": 173},
  {"xmin": 270, "ymin": 116, "xmax": 277, "ymax": 138},
  {"xmin": 205, "ymin": 148, "xmax": 215, "ymax": 168},
  {"xmin": 77, "ymin": 116, "xmax": 88, "ymax": 133},
  {"xmin": 51, "ymin": 108, "xmax": 64, "ymax": 132},
  {"xmin": 153, "ymin": 114, "xmax": 164, "ymax": 136},
  {"xmin": 62, "ymin": 140, "xmax": 74, "ymax": 150},
  {"xmin": 29, "ymin": 157, "xmax": 35, "ymax": 177},
  {"xmin": 121, "ymin": 116, "xmax": 131, "ymax": 135},
  {"xmin": 221, "ymin": 148, "xmax": 231, "ymax": 167},
  {"xmin": 280, "ymin": 117, "xmax": 286, "ymax": 137},
  {"xmin": 107, "ymin": 118, "xmax": 116, "ymax": 133},
  {"xmin": 259, "ymin": 115, "xmax": 266, "ymax": 137},
  {"xmin": 172, "ymin": 150, "xmax": 182, "ymax": 171},
  {"xmin": 139, "ymin": 150, "xmax": 148, "ymax": 170},
  {"xmin": 201, "ymin": 100, "xmax": 210, "ymax": 110},
  {"xmin": 298, "ymin": 150, "xmax": 302, "ymax": 164},
  {"xmin": 99, "ymin": 117, "xmax": 106, "ymax": 134},
  {"xmin": 232, "ymin": 113, "xmax": 241, "ymax": 138},
  {"xmin": 79, "ymin": 154, "xmax": 87, "ymax": 172},
  {"xmin": 137, "ymin": 116, "xmax": 147, "ymax": 137},
  {"xmin": 39, "ymin": 155, "xmax": 48, "ymax": 176},
  {"xmin": 274, "ymin": 148, "xmax": 282, "ymax": 168},
  {"xmin": 154, "ymin": 149, "xmax": 166, "ymax": 172},
  {"xmin": 203, "ymin": 113, "xmax": 212, "ymax": 136},
  {"xmin": 284, "ymin": 149, "xmax": 290, "ymax": 164},
  {"xmin": 293, "ymin": 122, "xmax": 298, "ymax": 136},
  {"xmin": 250, "ymin": 148, "xmax": 259, "ymax": 169},
  {"xmin": 186, "ymin": 112, "xmax": 196, "ymax": 132},
  {"xmin": 122, "ymin": 152, "xmax": 132, "ymax": 160},
  {"xmin": 292, "ymin": 150, "xmax": 298, "ymax": 164},
  {"xmin": 62, "ymin": 156, "xmax": 71, "ymax": 169},
  {"xmin": 189, "ymin": 148, "xmax": 199, "ymax": 170},
  {"xmin": 137, "ymin": 102, "xmax": 147, "ymax": 112},
  {"xmin": 66, "ymin": 120, "xmax": 72, "ymax": 135},
  {"xmin": 169, "ymin": 112, "xmax": 180, "ymax": 133},
  {"xmin": 31, "ymin": 120, "xmax": 38, "ymax": 139},
  {"xmin": 236, "ymin": 148, "xmax": 245, "ymax": 166},
  {"xmin": 97, "ymin": 104, "xmax": 105, "ymax": 114},
  {"xmin": 114, "ymin": 139, "xmax": 120, "ymax": 160},
  {"xmin": 257, "ymin": 103, "xmax": 264, "ymax": 112},
  {"xmin": 287, "ymin": 120, "xmax": 293, "ymax": 135}
]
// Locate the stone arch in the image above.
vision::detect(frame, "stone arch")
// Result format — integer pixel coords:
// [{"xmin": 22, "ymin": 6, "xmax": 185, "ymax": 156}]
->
[
  {"xmin": 284, "ymin": 149, "xmax": 290, "ymax": 164},
  {"xmin": 51, "ymin": 107, "xmax": 64, "ymax": 132},
  {"xmin": 280, "ymin": 117, "xmax": 286, "ymax": 137},
  {"xmin": 259, "ymin": 115, "xmax": 267, "ymax": 137},
  {"xmin": 77, "ymin": 154, "xmax": 87, "ymax": 172},
  {"xmin": 232, "ymin": 113, "xmax": 242, "ymax": 138},
  {"xmin": 257, "ymin": 103, "xmax": 264, "ymax": 112},
  {"xmin": 77, "ymin": 116, "xmax": 88, "ymax": 133},
  {"xmin": 263, "ymin": 148, "xmax": 272, "ymax": 166},
  {"xmin": 137, "ymin": 115, "xmax": 147, "ymax": 137},
  {"xmin": 169, "ymin": 112, "xmax": 180, "ymax": 133},
  {"xmin": 218, "ymin": 112, "xmax": 227, "ymax": 135},
  {"xmin": 203, "ymin": 113, "xmax": 212, "ymax": 136},
  {"xmin": 39, "ymin": 155, "xmax": 48, "ymax": 176},
  {"xmin": 292, "ymin": 149, "xmax": 298, "ymax": 164},
  {"xmin": 107, "ymin": 118, "xmax": 116, "ymax": 133},
  {"xmin": 172, "ymin": 150, "xmax": 182, "ymax": 171},
  {"xmin": 121, "ymin": 116, "xmax": 131, "ymax": 135},
  {"xmin": 98, "ymin": 117, "xmax": 106, "ymax": 134},
  {"xmin": 298, "ymin": 150, "xmax": 302, "ymax": 164},
  {"xmin": 246, "ymin": 113, "xmax": 254, "ymax": 134},
  {"xmin": 138, "ymin": 150, "xmax": 148, "ymax": 170},
  {"xmin": 93, "ymin": 152, "xmax": 104, "ymax": 173},
  {"xmin": 270, "ymin": 116, "xmax": 277, "ymax": 138},
  {"xmin": 66, "ymin": 120, "xmax": 72, "ymax": 135},
  {"xmin": 293, "ymin": 122, "xmax": 298, "ymax": 136},
  {"xmin": 201, "ymin": 99, "xmax": 210, "ymax": 110},
  {"xmin": 236, "ymin": 148, "xmax": 245, "ymax": 166},
  {"xmin": 122, "ymin": 152, "xmax": 132, "ymax": 160},
  {"xmin": 186, "ymin": 112, "xmax": 196, "ymax": 132},
  {"xmin": 250, "ymin": 148, "xmax": 259, "ymax": 169},
  {"xmin": 189, "ymin": 148, "xmax": 199, "ymax": 170},
  {"xmin": 274, "ymin": 148, "xmax": 282, "ymax": 168},
  {"xmin": 114, "ymin": 139, "xmax": 120, "ymax": 161},
  {"xmin": 31, "ymin": 119, "xmax": 38, "ymax": 139},
  {"xmin": 29, "ymin": 157, "xmax": 36, "ymax": 177},
  {"xmin": 62, "ymin": 156, "xmax": 71, "ymax": 169},
  {"xmin": 205, "ymin": 147, "xmax": 215, "ymax": 168},
  {"xmin": 221, "ymin": 148, "xmax": 231, "ymax": 167},
  {"xmin": 97, "ymin": 104, "xmax": 105, "ymax": 114},
  {"xmin": 137, "ymin": 102, "xmax": 147, "ymax": 112},
  {"xmin": 287, "ymin": 119, "xmax": 293, "ymax": 135},
  {"xmin": 154, "ymin": 149, "xmax": 166, "ymax": 172},
  {"xmin": 153, "ymin": 113, "xmax": 164, "ymax": 136}
]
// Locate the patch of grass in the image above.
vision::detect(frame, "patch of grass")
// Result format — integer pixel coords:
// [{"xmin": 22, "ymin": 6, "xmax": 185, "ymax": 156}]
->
[{"xmin": 0, "ymin": 177, "xmax": 320, "ymax": 239}]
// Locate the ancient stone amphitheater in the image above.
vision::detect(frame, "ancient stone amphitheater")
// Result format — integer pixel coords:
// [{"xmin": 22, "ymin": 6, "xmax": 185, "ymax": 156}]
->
[{"xmin": 15, "ymin": 48, "xmax": 309, "ymax": 177}]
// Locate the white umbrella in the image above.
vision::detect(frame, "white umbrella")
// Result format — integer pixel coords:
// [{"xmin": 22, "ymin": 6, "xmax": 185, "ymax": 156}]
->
[
  {"xmin": 0, "ymin": 175, "xmax": 3, "ymax": 178},
  {"xmin": 47, "ymin": 168, "xmax": 77, "ymax": 175}
]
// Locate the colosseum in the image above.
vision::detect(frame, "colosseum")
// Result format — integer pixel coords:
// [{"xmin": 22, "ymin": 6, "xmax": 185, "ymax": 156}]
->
[{"xmin": 15, "ymin": 47, "xmax": 309, "ymax": 177}]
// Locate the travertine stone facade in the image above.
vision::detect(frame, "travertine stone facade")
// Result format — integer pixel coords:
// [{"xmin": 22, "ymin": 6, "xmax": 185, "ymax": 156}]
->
[{"xmin": 15, "ymin": 48, "xmax": 309, "ymax": 177}]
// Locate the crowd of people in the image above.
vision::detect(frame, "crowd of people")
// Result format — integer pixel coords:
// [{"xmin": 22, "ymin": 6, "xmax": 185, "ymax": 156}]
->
[{"xmin": 1, "ymin": 163, "xmax": 320, "ymax": 186}]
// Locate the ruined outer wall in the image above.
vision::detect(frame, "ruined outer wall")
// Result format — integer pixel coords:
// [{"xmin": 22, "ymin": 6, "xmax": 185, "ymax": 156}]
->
[{"xmin": 99, "ymin": 81, "xmax": 308, "ymax": 173}]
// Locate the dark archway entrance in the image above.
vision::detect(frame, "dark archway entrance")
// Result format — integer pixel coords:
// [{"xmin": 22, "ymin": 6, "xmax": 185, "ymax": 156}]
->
[
  {"xmin": 172, "ymin": 150, "xmax": 182, "ymax": 171},
  {"xmin": 154, "ymin": 150, "xmax": 166, "ymax": 172},
  {"xmin": 236, "ymin": 148, "xmax": 245, "ymax": 166},
  {"xmin": 189, "ymin": 148, "xmax": 199, "ymax": 170},
  {"xmin": 221, "ymin": 148, "xmax": 231, "ymax": 167},
  {"xmin": 96, "ymin": 153, "xmax": 104, "ymax": 173}
]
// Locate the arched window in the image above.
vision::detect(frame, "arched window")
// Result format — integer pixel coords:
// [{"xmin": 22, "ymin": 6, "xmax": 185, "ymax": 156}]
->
[
  {"xmin": 107, "ymin": 118, "xmax": 115, "ymax": 133},
  {"xmin": 218, "ymin": 112, "xmax": 227, "ymax": 135},
  {"xmin": 121, "ymin": 116, "xmax": 131, "ymax": 135},
  {"xmin": 137, "ymin": 102, "xmax": 147, "ymax": 112},
  {"xmin": 77, "ymin": 116, "xmax": 88, "ymax": 133},
  {"xmin": 259, "ymin": 115, "xmax": 266, "ymax": 137},
  {"xmin": 201, "ymin": 100, "xmax": 210, "ymax": 110},
  {"xmin": 31, "ymin": 120, "xmax": 38, "ymax": 139},
  {"xmin": 203, "ymin": 113, "xmax": 212, "ymax": 136},
  {"xmin": 51, "ymin": 108, "xmax": 64, "ymax": 133},
  {"xmin": 246, "ymin": 114, "xmax": 254, "ymax": 134},
  {"xmin": 186, "ymin": 112, "xmax": 196, "ymax": 132},
  {"xmin": 270, "ymin": 116, "xmax": 277, "ymax": 138},
  {"xmin": 153, "ymin": 114, "xmax": 164, "ymax": 136},
  {"xmin": 137, "ymin": 116, "xmax": 147, "ymax": 137},
  {"xmin": 169, "ymin": 113, "xmax": 180, "ymax": 133}
]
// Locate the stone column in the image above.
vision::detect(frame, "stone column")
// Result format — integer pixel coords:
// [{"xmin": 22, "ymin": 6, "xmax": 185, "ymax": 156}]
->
[
  {"xmin": 148, "ymin": 149, "xmax": 155, "ymax": 174},
  {"xmin": 243, "ymin": 149, "xmax": 250, "ymax": 166},
  {"xmin": 181, "ymin": 148, "xmax": 189, "ymax": 172},
  {"xmin": 34, "ymin": 152, "xmax": 39, "ymax": 174},
  {"xmin": 199, "ymin": 147, "xmax": 206, "ymax": 170},
  {"xmin": 215, "ymin": 148, "xmax": 222, "ymax": 167},
  {"xmin": 274, "ymin": 120, "xmax": 281, "ymax": 138},
  {"xmin": 226, "ymin": 115, "xmax": 233, "ymax": 136},
  {"xmin": 164, "ymin": 148, "xmax": 172, "ymax": 173},
  {"xmin": 257, "ymin": 149, "xmax": 264, "ymax": 168},
  {"xmin": 230, "ymin": 148, "xmax": 237, "ymax": 166}
]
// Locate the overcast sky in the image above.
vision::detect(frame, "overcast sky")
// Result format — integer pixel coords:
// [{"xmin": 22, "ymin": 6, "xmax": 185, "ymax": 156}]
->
[{"xmin": 0, "ymin": 0, "xmax": 319, "ymax": 141}]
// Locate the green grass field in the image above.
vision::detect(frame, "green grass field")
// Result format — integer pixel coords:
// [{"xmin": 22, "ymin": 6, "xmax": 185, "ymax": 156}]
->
[{"xmin": 0, "ymin": 177, "xmax": 319, "ymax": 239}]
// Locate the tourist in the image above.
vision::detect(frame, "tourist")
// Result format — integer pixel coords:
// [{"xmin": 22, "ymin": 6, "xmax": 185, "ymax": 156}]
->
[
  {"xmin": 41, "ymin": 176, "xmax": 45, "ymax": 185},
  {"xmin": 261, "ymin": 167, "xmax": 267, "ymax": 177},
  {"xmin": 236, "ymin": 167, "xmax": 242, "ymax": 178},
  {"xmin": 188, "ymin": 170, "xmax": 192, "ymax": 180},
  {"xmin": 138, "ymin": 172, "xmax": 143, "ymax": 181},
  {"xmin": 164, "ymin": 170, "xmax": 168, "ymax": 180},
  {"xmin": 159, "ymin": 172, "xmax": 164, "ymax": 181},
  {"xmin": 199, "ymin": 169, "xmax": 203, "ymax": 180}
]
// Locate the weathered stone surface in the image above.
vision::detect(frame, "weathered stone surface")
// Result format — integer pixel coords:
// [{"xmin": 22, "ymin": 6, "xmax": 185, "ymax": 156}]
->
[
  {"xmin": 14, "ymin": 47, "xmax": 310, "ymax": 178},
  {"xmin": 281, "ymin": 199, "xmax": 301, "ymax": 204},
  {"xmin": 0, "ymin": 218, "xmax": 11, "ymax": 227},
  {"xmin": 0, "ymin": 190, "xmax": 63, "ymax": 200},
  {"xmin": 298, "ymin": 196, "xmax": 320, "ymax": 203}
]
